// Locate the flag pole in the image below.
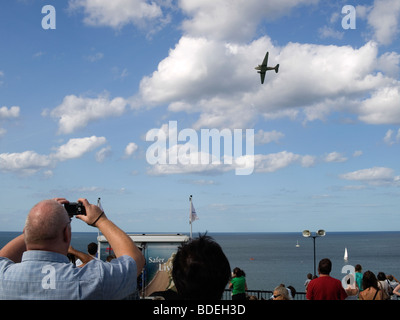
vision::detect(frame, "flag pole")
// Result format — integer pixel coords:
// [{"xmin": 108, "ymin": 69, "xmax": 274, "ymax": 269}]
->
[{"xmin": 189, "ymin": 195, "xmax": 193, "ymax": 239}]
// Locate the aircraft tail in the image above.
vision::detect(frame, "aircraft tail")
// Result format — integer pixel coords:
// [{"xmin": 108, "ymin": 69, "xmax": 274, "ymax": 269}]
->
[{"xmin": 274, "ymin": 64, "xmax": 279, "ymax": 73}]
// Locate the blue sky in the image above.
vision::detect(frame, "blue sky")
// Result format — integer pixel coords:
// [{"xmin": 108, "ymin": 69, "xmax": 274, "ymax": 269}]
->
[{"xmin": 0, "ymin": 0, "xmax": 399, "ymax": 233}]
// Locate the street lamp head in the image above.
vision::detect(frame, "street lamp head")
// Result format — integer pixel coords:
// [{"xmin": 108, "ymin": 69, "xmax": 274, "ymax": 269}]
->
[
  {"xmin": 317, "ymin": 229, "xmax": 326, "ymax": 237},
  {"xmin": 302, "ymin": 230, "xmax": 311, "ymax": 238}
]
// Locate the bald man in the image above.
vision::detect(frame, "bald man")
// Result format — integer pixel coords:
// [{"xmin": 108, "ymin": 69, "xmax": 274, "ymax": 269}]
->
[{"xmin": 0, "ymin": 198, "xmax": 145, "ymax": 300}]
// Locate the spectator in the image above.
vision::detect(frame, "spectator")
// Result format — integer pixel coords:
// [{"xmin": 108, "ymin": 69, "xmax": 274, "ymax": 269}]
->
[
  {"xmin": 0, "ymin": 198, "xmax": 145, "ymax": 299},
  {"xmin": 306, "ymin": 258, "xmax": 347, "ymax": 300},
  {"xmin": 377, "ymin": 272, "xmax": 390, "ymax": 299},
  {"xmin": 75, "ymin": 242, "xmax": 98, "ymax": 267},
  {"xmin": 355, "ymin": 264, "xmax": 363, "ymax": 291},
  {"xmin": 229, "ymin": 267, "xmax": 247, "ymax": 300},
  {"xmin": 68, "ymin": 245, "xmax": 94, "ymax": 267},
  {"xmin": 387, "ymin": 275, "xmax": 399, "ymax": 300},
  {"xmin": 172, "ymin": 234, "xmax": 231, "ymax": 300},
  {"xmin": 272, "ymin": 284, "xmax": 290, "ymax": 300},
  {"xmin": 359, "ymin": 270, "xmax": 388, "ymax": 300},
  {"xmin": 304, "ymin": 273, "xmax": 312, "ymax": 291}
]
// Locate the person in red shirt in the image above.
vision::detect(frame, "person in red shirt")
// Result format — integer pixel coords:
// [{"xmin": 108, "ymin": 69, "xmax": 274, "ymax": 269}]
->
[{"xmin": 306, "ymin": 258, "xmax": 347, "ymax": 300}]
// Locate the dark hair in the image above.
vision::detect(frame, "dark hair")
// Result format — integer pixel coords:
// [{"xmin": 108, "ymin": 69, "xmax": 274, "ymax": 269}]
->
[
  {"xmin": 355, "ymin": 264, "xmax": 362, "ymax": 272},
  {"xmin": 377, "ymin": 272, "xmax": 386, "ymax": 281},
  {"xmin": 172, "ymin": 234, "xmax": 231, "ymax": 300},
  {"xmin": 318, "ymin": 258, "xmax": 332, "ymax": 275},
  {"xmin": 362, "ymin": 270, "xmax": 379, "ymax": 290},
  {"xmin": 233, "ymin": 267, "xmax": 246, "ymax": 277},
  {"xmin": 87, "ymin": 242, "xmax": 98, "ymax": 255}
]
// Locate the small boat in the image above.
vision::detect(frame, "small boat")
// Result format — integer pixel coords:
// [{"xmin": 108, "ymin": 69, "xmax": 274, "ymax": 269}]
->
[
  {"xmin": 296, "ymin": 240, "xmax": 300, "ymax": 248},
  {"xmin": 344, "ymin": 247, "xmax": 348, "ymax": 261}
]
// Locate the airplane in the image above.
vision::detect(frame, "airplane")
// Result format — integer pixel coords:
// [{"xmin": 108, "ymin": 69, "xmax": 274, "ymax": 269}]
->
[{"xmin": 255, "ymin": 52, "xmax": 279, "ymax": 84}]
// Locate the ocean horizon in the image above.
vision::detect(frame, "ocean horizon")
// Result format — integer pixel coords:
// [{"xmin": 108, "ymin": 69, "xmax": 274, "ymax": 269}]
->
[{"xmin": 1, "ymin": 230, "xmax": 399, "ymax": 293}]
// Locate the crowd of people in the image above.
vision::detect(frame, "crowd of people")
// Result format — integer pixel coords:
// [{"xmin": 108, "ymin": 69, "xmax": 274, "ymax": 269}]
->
[
  {"xmin": 303, "ymin": 261, "xmax": 400, "ymax": 300},
  {"xmin": 0, "ymin": 198, "xmax": 398, "ymax": 301}
]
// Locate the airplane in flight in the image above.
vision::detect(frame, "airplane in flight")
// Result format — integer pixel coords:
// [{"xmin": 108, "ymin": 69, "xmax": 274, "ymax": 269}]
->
[{"xmin": 255, "ymin": 52, "xmax": 279, "ymax": 84}]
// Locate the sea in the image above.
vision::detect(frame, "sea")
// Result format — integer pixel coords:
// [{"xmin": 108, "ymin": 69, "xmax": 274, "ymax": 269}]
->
[{"xmin": 1, "ymin": 231, "xmax": 399, "ymax": 293}]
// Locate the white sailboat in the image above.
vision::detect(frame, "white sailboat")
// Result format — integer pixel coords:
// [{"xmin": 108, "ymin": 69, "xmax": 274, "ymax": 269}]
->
[{"xmin": 344, "ymin": 247, "xmax": 348, "ymax": 261}]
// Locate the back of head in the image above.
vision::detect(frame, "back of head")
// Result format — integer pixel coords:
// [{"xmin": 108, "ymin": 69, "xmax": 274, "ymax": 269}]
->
[
  {"xmin": 87, "ymin": 242, "xmax": 98, "ymax": 255},
  {"xmin": 318, "ymin": 258, "xmax": 332, "ymax": 275},
  {"xmin": 172, "ymin": 234, "xmax": 231, "ymax": 300},
  {"xmin": 273, "ymin": 285, "xmax": 290, "ymax": 300},
  {"xmin": 363, "ymin": 270, "xmax": 378, "ymax": 290},
  {"xmin": 377, "ymin": 272, "xmax": 386, "ymax": 281},
  {"xmin": 24, "ymin": 200, "xmax": 70, "ymax": 249},
  {"xmin": 233, "ymin": 267, "xmax": 245, "ymax": 277}
]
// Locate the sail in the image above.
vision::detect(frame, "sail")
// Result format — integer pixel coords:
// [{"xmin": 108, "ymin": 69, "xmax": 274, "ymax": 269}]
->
[{"xmin": 344, "ymin": 247, "xmax": 348, "ymax": 260}]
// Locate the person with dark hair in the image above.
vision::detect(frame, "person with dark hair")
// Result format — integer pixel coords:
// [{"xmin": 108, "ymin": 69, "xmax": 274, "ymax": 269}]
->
[
  {"xmin": 87, "ymin": 242, "xmax": 98, "ymax": 256},
  {"xmin": 75, "ymin": 242, "xmax": 98, "ymax": 267},
  {"xmin": 229, "ymin": 267, "xmax": 247, "ymax": 300},
  {"xmin": 377, "ymin": 271, "xmax": 390, "ymax": 298},
  {"xmin": 355, "ymin": 264, "xmax": 363, "ymax": 291},
  {"xmin": 306, "ymin": 258, "xmax": 347, "ymax": 300},
  {"xmin": 359, "ymin": 270, "xmax": 388, "ymax": 300},
  {"xmin": 171, "ymin": 234, "xmax": 231, "ymax": 300}
]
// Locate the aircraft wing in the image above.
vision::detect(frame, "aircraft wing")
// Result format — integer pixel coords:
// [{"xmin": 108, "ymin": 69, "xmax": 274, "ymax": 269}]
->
[
  {"xmin": 261, "ymin": 52, "xmax": 269, "ymax": 67},
  {"xmin": 260, "ymin": 71, "xmax": 266, "ymax": 84}
]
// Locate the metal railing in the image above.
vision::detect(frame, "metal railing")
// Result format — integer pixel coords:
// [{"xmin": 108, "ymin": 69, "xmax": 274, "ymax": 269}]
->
[{"xmin": 223, "ymin": 289, "xmax": 307, "ymax": 300}]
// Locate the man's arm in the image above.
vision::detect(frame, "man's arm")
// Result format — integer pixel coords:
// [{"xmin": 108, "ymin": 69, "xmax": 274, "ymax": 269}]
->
[
  {"xmin": 77, "ymin": 198, "xmax": 145, "ymax": 276},
  {"xmin": 0, "ymin": 234, "xmax": 26, "ymax": 263}
]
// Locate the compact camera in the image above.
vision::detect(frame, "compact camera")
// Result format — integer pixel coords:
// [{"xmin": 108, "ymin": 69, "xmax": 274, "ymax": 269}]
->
[{"xmin": 64, "ymin": 202, "xmax": 86, "ymax": 217}]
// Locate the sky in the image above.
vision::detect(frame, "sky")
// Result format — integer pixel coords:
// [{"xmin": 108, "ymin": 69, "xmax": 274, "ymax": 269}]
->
[{"xmin": 0, "ymin": 0, "xmax": 399, "ymax": 233}]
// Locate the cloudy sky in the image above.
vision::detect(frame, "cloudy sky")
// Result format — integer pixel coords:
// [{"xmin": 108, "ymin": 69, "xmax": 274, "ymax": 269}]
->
[{"xmin": 0, "ymin": 0, "xmax": 399, "ymax": 233}]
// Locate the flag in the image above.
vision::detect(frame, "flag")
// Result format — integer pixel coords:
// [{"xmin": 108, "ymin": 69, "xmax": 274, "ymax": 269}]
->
[{"xmin": 189, "ymin": 200, "xmax": 198, "ymax": 223}]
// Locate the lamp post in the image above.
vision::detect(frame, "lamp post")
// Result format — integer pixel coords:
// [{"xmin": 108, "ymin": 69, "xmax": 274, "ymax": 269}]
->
[{"xmin": 302, "ymin": 229, "xmax": 326, "ymax": 276}]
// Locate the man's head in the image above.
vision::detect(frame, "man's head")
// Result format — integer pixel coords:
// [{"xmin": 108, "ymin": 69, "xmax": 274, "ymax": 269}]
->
[
  {"xmin": 318, "ymin": 258, "xmax": 332, "ymax": 275},
  {"xmin": 24, "ymin": 199, "xmax": 71, "ymax": 255},
  {"xmin": 87, "ymin": 242, "xmax": 98, "ymax": 256},
  {"xmin": 172, "ymin": 234, "xmax": 231, "ymax": 300}
]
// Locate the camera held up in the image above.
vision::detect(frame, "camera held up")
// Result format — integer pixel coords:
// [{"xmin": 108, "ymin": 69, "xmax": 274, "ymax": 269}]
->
[{"xmin": 64, "ymin": 202, "xmax": 86, "ymax": 217}]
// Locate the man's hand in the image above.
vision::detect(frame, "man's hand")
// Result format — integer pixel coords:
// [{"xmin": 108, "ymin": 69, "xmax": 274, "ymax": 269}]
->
[{"xmin": 75, "ymin": 198, "xmax": 107, "ymax": 227}]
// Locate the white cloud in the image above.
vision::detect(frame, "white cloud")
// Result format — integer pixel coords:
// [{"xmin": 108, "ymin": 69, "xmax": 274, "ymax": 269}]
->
[
  {"xmin": 254, "ymin": 130, "xmax": 284, "ymax": 145},
  {"xmin": 358, "ymin": 86, "xmax": 400, "ymax": 124},
  {"xmin": 383, "ymin": 129, "xmax": 395, "ymax": 145},
  {"xmin": 252, "ymin": 151, "xmax": 315, "ymax": 173},
  {"xmin": 0, "ymin": 106, "xmax": 20, "ymax": 119},
  {"xmin": 0, "ymin": 136, "xmax": 107, "ymax": 175},
  {"xmin": 0, "ymin": 151, "xmax": 53, "ymax": 175},
  {"xmin": 146, "ymin": 145, "xmax": 314, "ymax": 175},
  {"xmin": 180, "ymin": 0, "xmax": 319, "ymax": 42},
  {"xmin": 318, "ymin": 26, "xmax": 344, "ymax": 40},
  {"xmin": 125, "ymin": 142, "xmax": 138, "ymax": 157},
  {"xmin": 324, "ymin": 151, "xmax": 347, "ymax": 163},
  {"xmin": 383, "ymin": 128, "xmax": 400, "ymax": 145},
  {"xmin": 0, "ymin": 106, "xmax": 20, "ymax": 139},
  {"xmin": 53, "ymin": 136, "xmax": 107, "ymax": 161},
  {"xmin": 366, "ymin": 0, "xmax": 400, "ymax": 45},
  {"xmin": 377, "ymin": 51, "xmax": 400, "ymax": 78},
  {"xmin": 138, "ymin": 35, "xmax": 395, "ymax": 128},
  {"xmin": 46, "ymin": 94, "xmax": 127, "ymax": 134},
  {"xmin": 95, "ymin": 146, "xmax": 112, "ymax": 162},
  {"xmin": 68, "ymin": 0, "xmax": 166, "ymax": 33},
  {"xmin": 340, "ymin": 166, "xmax": 400, "ymax": 186}
]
